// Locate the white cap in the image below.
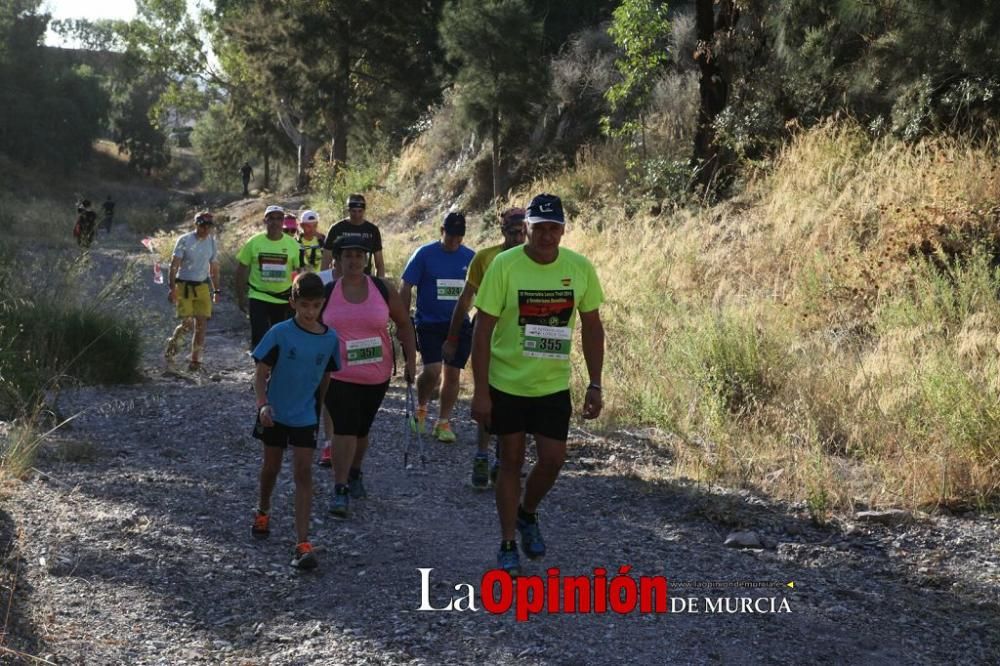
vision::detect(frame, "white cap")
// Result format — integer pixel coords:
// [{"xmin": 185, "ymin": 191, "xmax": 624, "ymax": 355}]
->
[
  {"xmin": 300, "ymin": 209, "xmax": 319, "ymax": 224},
  {"xmin": 264, "ymin": 205, "xmax": 284, "ymax": 217}
]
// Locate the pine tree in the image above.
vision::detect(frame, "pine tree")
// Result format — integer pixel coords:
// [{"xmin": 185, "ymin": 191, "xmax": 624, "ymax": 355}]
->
[{"xmin": 440, "ymin": 0, "xmax": 546, "ymax": 201}]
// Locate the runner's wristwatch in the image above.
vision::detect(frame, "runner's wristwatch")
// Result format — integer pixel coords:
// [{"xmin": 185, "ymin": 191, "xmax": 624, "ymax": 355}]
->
[{"xmin": 587, "ymin": 383, "xmax": 602, "ymax": 392}]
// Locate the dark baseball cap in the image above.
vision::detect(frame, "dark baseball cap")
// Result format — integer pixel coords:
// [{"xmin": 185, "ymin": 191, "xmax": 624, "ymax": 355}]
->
[
  {"xmin": 442, "ymin": 211, "xmax": 466, "ymax": 236},
  {"xmin": 525, "ymin": 193, "xmax": 565, "ymax": 225},
  {"xmin": 331, "ymin": 235, "xmax": 373, "ymax": 254}
]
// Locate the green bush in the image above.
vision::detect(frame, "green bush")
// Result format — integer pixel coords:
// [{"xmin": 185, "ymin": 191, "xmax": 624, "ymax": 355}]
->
[
  {"xmin": 673, "ymin": 309, "xmax": 785, "ymax": 416},
  {"xmin": 310, "ymin": 156, "xmax": 383, "ymax": 209},
  {"xmin": 0, "ymin": 299, "xmax": 141, "ymax": 417}
]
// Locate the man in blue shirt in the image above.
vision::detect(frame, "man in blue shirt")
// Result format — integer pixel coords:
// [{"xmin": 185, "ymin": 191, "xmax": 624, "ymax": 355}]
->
[{"xmin": 400, "ymin": 212, "xmax": 475, "ymax": 443}]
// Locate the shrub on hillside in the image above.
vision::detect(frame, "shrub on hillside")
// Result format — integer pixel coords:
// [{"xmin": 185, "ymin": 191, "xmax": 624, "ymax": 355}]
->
[{"xmin": 0, "ymin": 299, "xmax": 141, "ymax": 418}]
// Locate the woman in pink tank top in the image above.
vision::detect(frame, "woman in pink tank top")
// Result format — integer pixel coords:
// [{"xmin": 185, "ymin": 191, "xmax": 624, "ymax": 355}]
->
[{"xmin": 319, "ymin": 237, "xmax": 416, "ymax": 517}]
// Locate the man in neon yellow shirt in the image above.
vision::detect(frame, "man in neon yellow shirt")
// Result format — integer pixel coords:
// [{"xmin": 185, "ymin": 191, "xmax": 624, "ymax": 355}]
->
[
  {"xmin": 235, "ymin": 205, "xmax": 303, "ymax": 347},
  {"xmin": 444, "ymin": 207, "xmax": 525, "ymax": 488},
  {"xmin": 471, "ymin": 193, "xmax": 605, "ymax": 576}
]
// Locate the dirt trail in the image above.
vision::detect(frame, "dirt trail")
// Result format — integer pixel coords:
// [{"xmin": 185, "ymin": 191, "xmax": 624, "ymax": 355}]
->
[{"xmin": 3, "ymin": 200, "xmax": 999, "ymax": 665}]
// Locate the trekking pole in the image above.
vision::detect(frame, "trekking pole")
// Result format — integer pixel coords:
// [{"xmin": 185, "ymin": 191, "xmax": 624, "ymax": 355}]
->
[{"xmin": 403, "ymin": 382, "xmax": 428, "ymax": 473}]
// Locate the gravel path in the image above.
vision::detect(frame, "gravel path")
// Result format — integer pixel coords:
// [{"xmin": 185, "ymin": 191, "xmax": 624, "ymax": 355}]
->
[{"xmin": 2, "ymin": 207, "xmax": 999, "ymax": 665}]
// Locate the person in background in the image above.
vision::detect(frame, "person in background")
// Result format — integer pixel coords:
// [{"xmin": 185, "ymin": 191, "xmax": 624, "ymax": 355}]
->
[
  {"xmin": 297, "ymin": 209, "xmax": 326, "ymax": 273},
  {"xmin": 321, "ymin": 193, "xmax": 385, "ymax": 278},
  {"xmin": 443, "ymin": 206, "xmax": 526, "ymax": 487},
  {"xmin": 282, "ymin": 212, "xmax": 298, "ymax": 237},
  {"xmin": 165, "ymin": 211, "xmax": 221, "ymax": 372},
  {"xmin": 240, "ymin": 162, "xmax": 254, "ymax": 197},
  {"xmin": 235, "ymin": 205, "xmax": 302, "ymax": 348},
  {"xmin": 101, "ymin": 195, "xmax": 115, "ymax": 233},
  {"xmin": 399, "ymin": 212, "xmax": 475, "ymax": 444}
]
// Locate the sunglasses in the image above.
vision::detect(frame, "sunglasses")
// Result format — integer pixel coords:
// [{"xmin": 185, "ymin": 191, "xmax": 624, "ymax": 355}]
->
[
  {"xmin": 266, "ymin": 215, "xmax": 284, "ymax": 221},
  {"xmin": 348, "ymin": 204, "xmax": 366, "ymax": 210}
]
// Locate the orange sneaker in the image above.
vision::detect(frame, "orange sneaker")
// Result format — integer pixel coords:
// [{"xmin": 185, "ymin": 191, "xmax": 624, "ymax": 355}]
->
[
  {"xmin": 251, "ymin": 510, "xmax": 270, "ymax": 539},
  {"xmin": 291, "ymin": 542, "xmax": 317, "ymax": 569},
  {"xmin": 318, "ymin": 442, "xmax": 332, "ymax": 467}
]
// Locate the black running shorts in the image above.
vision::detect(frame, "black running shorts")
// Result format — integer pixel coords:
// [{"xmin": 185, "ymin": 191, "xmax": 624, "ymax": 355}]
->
[
  {"xmin": 252, "ymin": 419, "xmax": 318, "ymax": 449},
  {"xmin": 324, "ymin": 379, "xmax": 390, "ymax": 437},
  {"xmin": 488, "ymin": 386, "xmax": 572, "ymax": 441}
]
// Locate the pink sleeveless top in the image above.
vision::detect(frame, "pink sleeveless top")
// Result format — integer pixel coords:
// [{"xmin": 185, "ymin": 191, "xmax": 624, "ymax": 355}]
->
[{"xmin": 321, "ymin": 276, "xmax": 392, "ymax": 385}]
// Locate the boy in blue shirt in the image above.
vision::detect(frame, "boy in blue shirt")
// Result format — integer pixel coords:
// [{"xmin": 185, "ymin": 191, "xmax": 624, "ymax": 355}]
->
[
  {"xmin": 400, "ymin": 212, "xmax": 476, "ymax": 443},
  {"xmin": 251, "ymin": 272, "xmax": 341, "ymax": 569}
]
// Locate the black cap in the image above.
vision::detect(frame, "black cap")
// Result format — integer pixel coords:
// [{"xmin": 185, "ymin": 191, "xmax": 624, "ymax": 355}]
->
[
  {"xmin": 525, "ymin": 193, "xmax": 565, "ymax": 225},
  {"xmin": 442, "ymin": 211, "xmax": 466, "ymax": 236},
  {"xmin": 331, "ymin": 235, "xmax": 373, "ymax": 254}
]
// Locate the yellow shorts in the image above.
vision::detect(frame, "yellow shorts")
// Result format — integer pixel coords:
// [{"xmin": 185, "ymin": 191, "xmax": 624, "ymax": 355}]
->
[{"xmin": 176, "ymin": 282, "xmax": 212, "ymax": 318}]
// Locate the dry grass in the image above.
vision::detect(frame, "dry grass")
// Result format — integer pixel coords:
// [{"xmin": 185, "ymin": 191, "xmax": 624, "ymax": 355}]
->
[
  {"xmin": 394, "ymin": 121, "xmax": 1000, "ymax": 511},
  {"xmin": 569, "ymin": 123, "xmax": 1000, "ymax": 511}
]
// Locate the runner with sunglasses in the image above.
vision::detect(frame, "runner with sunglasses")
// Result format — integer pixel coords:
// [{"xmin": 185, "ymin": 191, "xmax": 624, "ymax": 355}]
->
[
  {"xmin": 443, "ymin": 207, "xmax": 526, "ymax": 487},
  {"xmin": 321, "ymin": 193, "xmax": 385, "ymax": 278},
  {"xmin": 235, "ymin": 205, "xmax": 303, "ymax": 348}
]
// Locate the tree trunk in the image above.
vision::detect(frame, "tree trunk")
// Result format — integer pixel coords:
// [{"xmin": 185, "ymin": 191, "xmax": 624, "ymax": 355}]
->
[
  {"xmin": 264, "ymin": 150, "xmax": 270, "ymax": 190},
  {"xmin": 692, "ymin": 0, "xmax": 738, "ymax": 192},
  {"xmin": 297, "ymin": 130, "xmax": 309, "ymax": 190},
  {"xmin": 491, "ymin": 104, "xmax": 500, "ymax": 205},
  {"xmin": 329, "ymin": 36, "xmax": 350, "ymax": 169}
]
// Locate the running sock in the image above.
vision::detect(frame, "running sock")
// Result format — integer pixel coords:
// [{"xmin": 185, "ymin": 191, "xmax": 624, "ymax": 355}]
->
[
  {"xmin": 334, "ymin": 484, "xmax": 349, "ymax": 495},
  {"xmin": 518, "ymin": 505, "xmax": 537, "ymax": 524},
  {"xmin": 474, "ymin": 452, "xmax": 489, "ymax": 460},
  {"xmin": 500, "ymin": 540, "xmax": 517, "ymax": 552},
  {"xmin": 349, "ymin": 467, "xmax": 362, "ymax": 481}
]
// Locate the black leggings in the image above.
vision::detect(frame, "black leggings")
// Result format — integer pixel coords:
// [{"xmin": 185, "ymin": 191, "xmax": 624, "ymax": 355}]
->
[
  {"xmin": 324, "ymin": 380, "xmax": 390, "ymax": 437},
  {"xmin": 249, "ymin": 298, "xmax": 291, "ymax": 349}
]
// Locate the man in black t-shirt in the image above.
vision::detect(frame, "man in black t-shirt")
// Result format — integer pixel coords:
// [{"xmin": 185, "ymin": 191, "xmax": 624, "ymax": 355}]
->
[
  {"xmin": 321, "ymin": 193, "xmax": 385, "ymax": 277},
  {"xmin": 240, "ymin": 162, "xmax": 254, "ymax": 197},
  {"xmin": 101, "ymin": 195, "xmax": 115, "ymax": 233}
]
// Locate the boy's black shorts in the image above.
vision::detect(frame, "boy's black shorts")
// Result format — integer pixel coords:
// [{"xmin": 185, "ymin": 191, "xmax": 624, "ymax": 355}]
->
[
  {"xmin": 488, "ymin": 386, "xmax": 572, "ymax": 441},
  {"xmin": 252, "ymin": 418, "xmax": 318, "ymax": 449}
]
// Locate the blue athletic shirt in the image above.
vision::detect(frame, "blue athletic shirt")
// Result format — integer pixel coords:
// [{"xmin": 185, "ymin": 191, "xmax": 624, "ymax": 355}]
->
[
  {"xmin": 401, "ymin": 241, "xmax": 476, "ymax": 326},
  {"xmin": 252, "ymin": 318, "xmax": 342, "ymax": 427}
]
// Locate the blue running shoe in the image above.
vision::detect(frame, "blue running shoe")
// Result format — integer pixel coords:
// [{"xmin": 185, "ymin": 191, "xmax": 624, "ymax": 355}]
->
[
  {"xmin": 496, "ymin": 546, "xmax": 521, "ymax": 576},
  {"xmin": 517, "ymin": 516, "xmax": 546, "ymax": 559},
  {"xmin": 349, "ymin": 473, "xmax": 367, "ymax": 499},
  {"xmin": 329, "ymin": 488, "xmax": 350, "ymax": 518}
]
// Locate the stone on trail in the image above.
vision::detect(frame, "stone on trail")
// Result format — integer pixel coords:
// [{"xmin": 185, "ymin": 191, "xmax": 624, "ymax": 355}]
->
[
  {"xmin": 855, "ymin": 509, "xmax": 913, "ymax": 526},
  {"xmin": 724, "ymin": 530, "xmax": 763, "ymax": 548}
]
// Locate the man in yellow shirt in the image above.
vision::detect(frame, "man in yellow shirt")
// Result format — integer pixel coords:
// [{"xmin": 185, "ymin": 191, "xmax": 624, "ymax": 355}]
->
[
  {"xmin": 471, "ymin": 194, "xmax": 605, "ymax": 576},
  {"xmin": 235, "ymin": 205, "xmax": 303, "ymax": 347},
  {"xmin": 443, "ymin": 207, "xmax": 525, "ymax": 488}
]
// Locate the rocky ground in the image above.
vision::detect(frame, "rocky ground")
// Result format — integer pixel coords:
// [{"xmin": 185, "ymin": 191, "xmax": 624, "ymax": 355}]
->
[{"xmin": 2, "ymin": 205, "xmax": 999, "ymax": 665}]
